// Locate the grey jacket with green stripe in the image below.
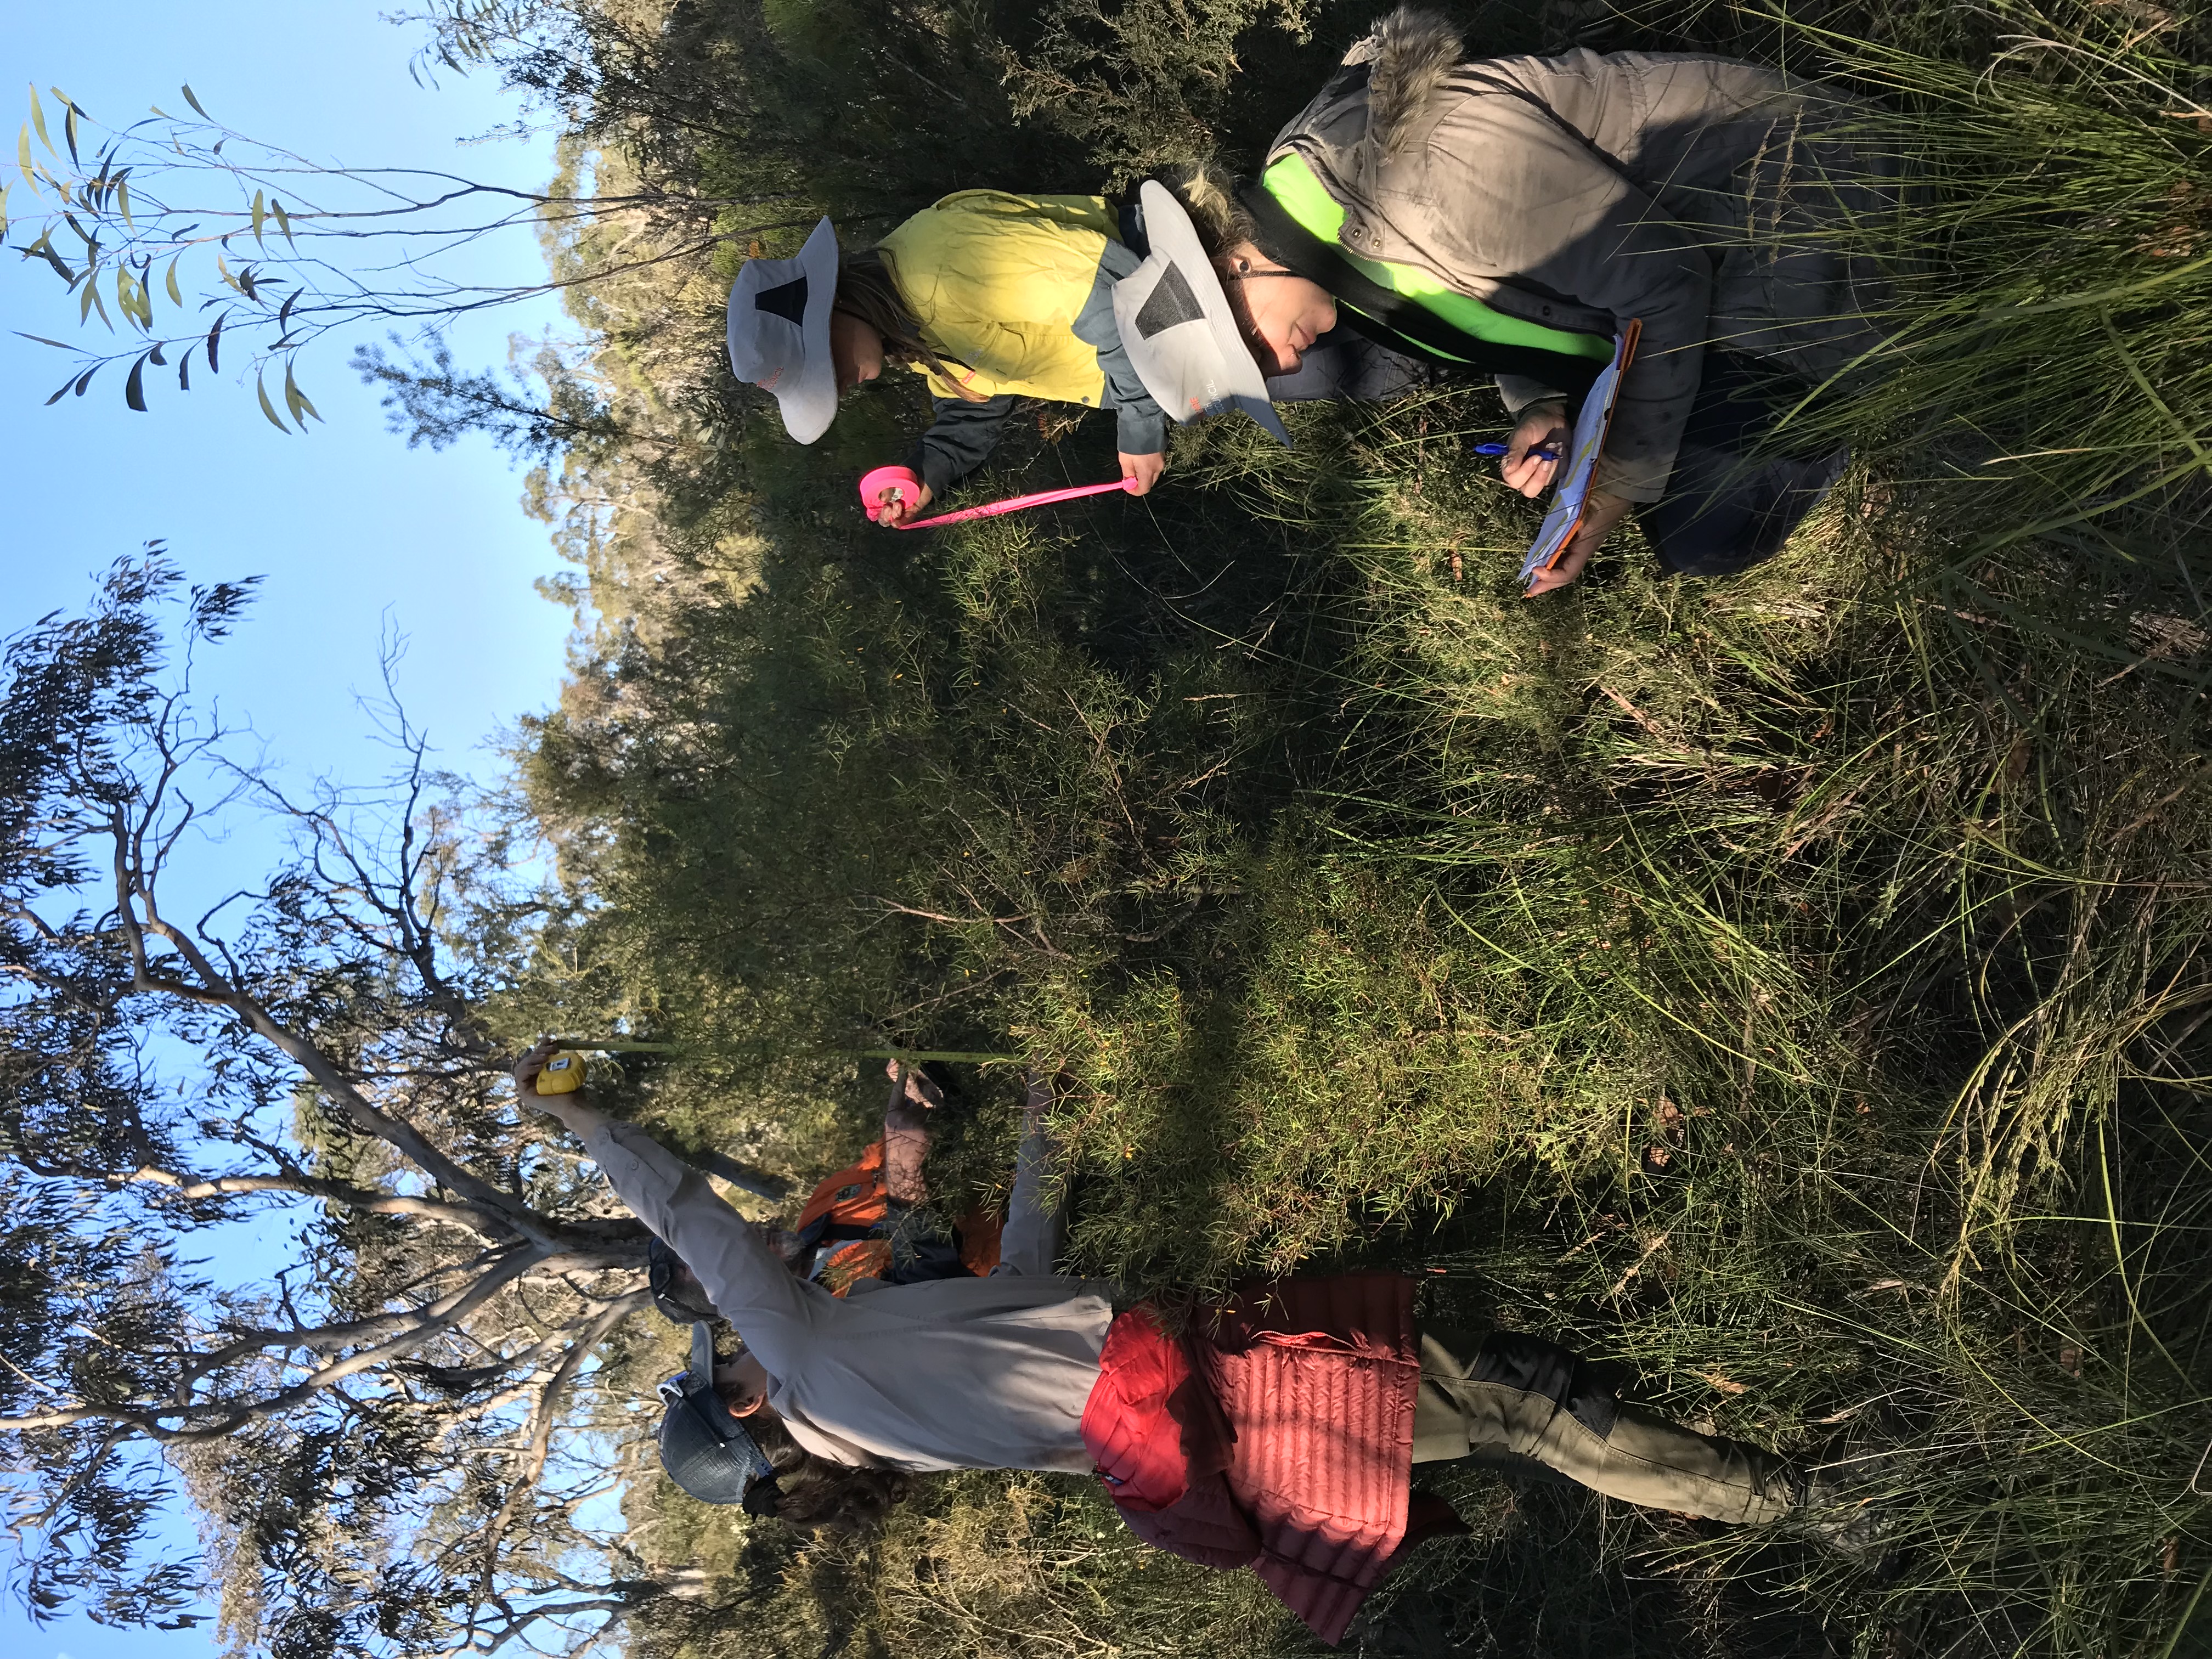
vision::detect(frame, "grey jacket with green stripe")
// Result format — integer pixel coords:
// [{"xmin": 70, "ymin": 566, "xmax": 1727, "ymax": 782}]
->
[{"xmin": 1266, "ymin": 7, "xmax": 1899, "ymax": 500}]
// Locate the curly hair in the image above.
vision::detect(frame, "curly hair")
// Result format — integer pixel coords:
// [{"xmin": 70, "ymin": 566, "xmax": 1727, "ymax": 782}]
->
[
  {"xmin": 1143, "ymin": 159, "xmax": 1282, "ymax": 266},
  {"xmin": 747, "ymin": 1410, "xmax": 915, "ymax": 1536}
]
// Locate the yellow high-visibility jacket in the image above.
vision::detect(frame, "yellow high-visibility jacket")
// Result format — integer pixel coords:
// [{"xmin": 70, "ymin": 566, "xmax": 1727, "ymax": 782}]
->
[{"xmin": 877, "ymin": 190, "xmax": 1166, "ymax": 493}]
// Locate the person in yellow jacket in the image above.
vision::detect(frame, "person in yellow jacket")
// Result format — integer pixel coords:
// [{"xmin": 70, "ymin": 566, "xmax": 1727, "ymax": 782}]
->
[{"xmin": 726, "ymin": 193, "xmax": 1176, "ymax": 524}]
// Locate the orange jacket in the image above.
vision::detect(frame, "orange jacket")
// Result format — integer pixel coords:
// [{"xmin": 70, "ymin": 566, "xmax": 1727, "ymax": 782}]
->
[{"xmin": 795, "ymin": 1141, "xmax": 1003, "ymax": 1295}]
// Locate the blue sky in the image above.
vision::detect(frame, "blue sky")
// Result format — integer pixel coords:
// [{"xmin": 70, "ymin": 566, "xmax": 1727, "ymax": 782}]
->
[{"xmin": 2, "ymin": 4, "xmax": 577, "ymax": 1656}]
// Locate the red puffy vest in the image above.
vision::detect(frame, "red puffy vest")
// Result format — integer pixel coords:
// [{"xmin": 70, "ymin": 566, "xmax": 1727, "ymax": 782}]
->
[{"xmin": 1080, "ymin": 1273, "xmax": 1461, "ymax": 1646}]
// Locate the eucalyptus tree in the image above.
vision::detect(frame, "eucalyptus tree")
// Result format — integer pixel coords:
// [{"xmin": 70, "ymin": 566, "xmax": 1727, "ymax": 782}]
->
[
  {"xmin": 0, "ymin": 556, "xmax": 772, "ymax": 1654},
  {"xmin": 3, "ymin": 0, "xmax": 1065, "ymax": 439}
]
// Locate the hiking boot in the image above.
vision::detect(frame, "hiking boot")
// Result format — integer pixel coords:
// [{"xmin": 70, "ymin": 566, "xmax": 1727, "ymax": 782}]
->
[{"xmin": 1795, "ymin": 1471, "xmax": 1893, "ymax": 1558}]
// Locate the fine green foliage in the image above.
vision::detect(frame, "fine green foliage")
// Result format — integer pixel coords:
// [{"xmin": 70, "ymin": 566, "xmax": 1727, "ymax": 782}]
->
[{"xmin": 457, "ymin": 1, "xmax": 2212, "ymax": 1655}]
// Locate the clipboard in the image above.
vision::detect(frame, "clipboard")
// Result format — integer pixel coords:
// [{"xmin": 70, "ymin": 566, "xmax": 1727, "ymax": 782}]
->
[{"xmin": 1517, "ymin": 320, "xmax": 1641, "ymax": 589}]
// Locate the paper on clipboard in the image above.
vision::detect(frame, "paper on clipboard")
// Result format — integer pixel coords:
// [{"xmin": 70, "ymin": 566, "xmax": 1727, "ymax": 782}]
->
[{"xmin": 1517, "ymin": 320, "xmax": 1641, "ymax": 588}]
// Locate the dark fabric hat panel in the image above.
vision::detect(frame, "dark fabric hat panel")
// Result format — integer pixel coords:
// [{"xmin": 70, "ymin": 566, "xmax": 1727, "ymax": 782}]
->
[{"xmin": 754, "ymin": 275, "xmax": 810, "ymax": 328}]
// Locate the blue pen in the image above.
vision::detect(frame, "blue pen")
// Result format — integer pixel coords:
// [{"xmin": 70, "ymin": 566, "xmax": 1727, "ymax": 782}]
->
[{"xmin": 1471, "ymin": 442, "xmax": 1560, "ymax": 458}]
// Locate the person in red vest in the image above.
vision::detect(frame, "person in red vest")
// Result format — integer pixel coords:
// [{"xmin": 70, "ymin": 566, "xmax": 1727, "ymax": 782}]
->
[{"xmin": 522, "ymin": 1043, "xmax": 1863, "ymax": 1646}]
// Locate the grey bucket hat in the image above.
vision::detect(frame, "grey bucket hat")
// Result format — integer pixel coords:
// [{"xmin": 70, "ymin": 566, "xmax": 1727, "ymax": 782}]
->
[
  {"xmin": 1111, "ymin": 180, "xmax": 1289, "ymax": 446},
  {"xmin": 656, "ymin": 1321, "xmax": 778, "ymax": 1512},
  {"xmin": 725, "ymin": 216, "xmax": 842, "ymax": 444}
]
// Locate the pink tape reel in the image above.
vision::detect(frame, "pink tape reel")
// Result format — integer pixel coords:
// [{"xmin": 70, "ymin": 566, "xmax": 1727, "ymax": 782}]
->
[
  {"xmin": 856, "ymin": 466, "xmax": 1137, "ymax": 532},
  {"xmin": 858, "ymin": 465, "xmax": 923, "ymax": 515}
]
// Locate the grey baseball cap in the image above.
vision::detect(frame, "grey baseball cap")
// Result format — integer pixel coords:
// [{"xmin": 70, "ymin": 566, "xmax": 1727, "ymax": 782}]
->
[
  {"xmin": 656, "ymin": 1321, "xmax": 777, "ymax": 1512},
  {"xmin": 1111, "ymin": 180, "xmax": 1289, "ymax": 447},
  {"xmin": 726, "ymin": 216, "xmax": 841, "ymax": 444}
]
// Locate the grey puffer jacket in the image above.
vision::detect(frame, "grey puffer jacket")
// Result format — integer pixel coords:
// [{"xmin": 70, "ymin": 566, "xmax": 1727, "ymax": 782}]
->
[{"xmin": 1266, "ymin": 7, "xmax": 1900, "ymax": 500}]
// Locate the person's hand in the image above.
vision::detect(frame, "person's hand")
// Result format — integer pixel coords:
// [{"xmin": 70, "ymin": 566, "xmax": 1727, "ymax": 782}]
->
[
  {"xmin": 1525, "ymin": 491, "xmax": 1633, "ymax": 597},
  {"xmin": 1500, "ymin": 401, "xmax": 1568, "ymax": 499},
  {"xmin": 1119, "ymin": 450, "xmax": 1166, "ymax": 496},
  {"xmin": 872, "ymin": 479, "xmax": 934, "ymax": 527},
  {"xmin": 513, "ymin": 1037, "xmax": 562, "ymax": 1109},
  {"xmin": 884, "ymin": 1057, "xmax": 945, "ymax": 1110},
  {"xmin": 513, "ymin": 1037, "xmax": 614, "ymax": 1139}
]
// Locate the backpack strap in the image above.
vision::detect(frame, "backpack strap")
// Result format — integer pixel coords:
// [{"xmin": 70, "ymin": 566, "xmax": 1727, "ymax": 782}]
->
[{"xmin": 1235, "ymin": 179, "xmax": 1604, "ymax": 394}]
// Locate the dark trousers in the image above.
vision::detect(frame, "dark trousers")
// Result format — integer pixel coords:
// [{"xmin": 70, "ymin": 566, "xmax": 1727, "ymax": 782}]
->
[
  {"xmin": 1268, "ymin": 331, "xmax": 1848, "ymax": 580},
  {"xmin": 1639, "ymin": 353, "xmax": 1850, "ymax": 578}
]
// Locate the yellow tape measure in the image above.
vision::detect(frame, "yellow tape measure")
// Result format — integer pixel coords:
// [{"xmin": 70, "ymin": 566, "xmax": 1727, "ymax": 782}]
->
[{"xmin": 534, "ymin": 1051, "xmax": 586, "ymax": 1095}]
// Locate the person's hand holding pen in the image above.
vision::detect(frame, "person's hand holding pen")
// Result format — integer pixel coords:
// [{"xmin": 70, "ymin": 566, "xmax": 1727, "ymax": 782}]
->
[
  {"xmin": 1485, "ymin": 400, "xmax": 1631, "ymax": 597},
  {"xmin": 1496, "ymin": 400, "xmax": 1568, "ymax": 498}
]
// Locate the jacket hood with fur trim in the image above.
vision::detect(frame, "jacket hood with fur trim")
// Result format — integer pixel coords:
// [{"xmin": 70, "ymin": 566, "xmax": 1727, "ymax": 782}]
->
[{"xmin": 1344, "ymin": 5, "xmax": 1465, "ymax": 160}]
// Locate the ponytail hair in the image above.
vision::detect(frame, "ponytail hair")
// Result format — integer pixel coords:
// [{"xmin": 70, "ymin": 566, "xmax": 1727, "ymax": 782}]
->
[
  {"xmin": 834, "ymin": 249, "xmax": 990, "ymax": 402},
  {"xmin": 745, "ymin": 1409, "xmax": 915, "ymax": 1536}
]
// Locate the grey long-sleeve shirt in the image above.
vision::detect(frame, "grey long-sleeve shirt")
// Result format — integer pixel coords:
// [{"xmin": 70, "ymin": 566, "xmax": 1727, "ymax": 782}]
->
[{"xmin": 586, "ymin": 1120, "xmax": 1111, "ymax": 1473}]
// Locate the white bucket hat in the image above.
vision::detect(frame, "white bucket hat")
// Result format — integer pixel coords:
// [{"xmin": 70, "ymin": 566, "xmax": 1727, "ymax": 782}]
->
[
  {"xmin": 726, "ymin": 216, "xmax": 842, "ymax": 444},
  {"xmin": 1111, "ymin": 180, "xmax": 1289, "ymax": 447}
]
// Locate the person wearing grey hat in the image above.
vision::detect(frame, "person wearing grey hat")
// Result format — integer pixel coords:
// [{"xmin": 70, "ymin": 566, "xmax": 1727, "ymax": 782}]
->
[
  {"xmin": 655, "ymin": 1316, "xmax": 915, "ymax": 1531},
  {"xmin": 656, "ymin": 1318, "xmax": 781, "ymax": 1514},
  {"xmin": 725, "ymin": 190, "xmax": 1300, "ymax": 529}
]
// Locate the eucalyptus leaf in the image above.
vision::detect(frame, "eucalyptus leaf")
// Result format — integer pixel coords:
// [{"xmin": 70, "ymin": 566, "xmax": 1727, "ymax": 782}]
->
[
  {"xmin": 283, "ymin": 359, "xmax": 320, "ymax": 425},
  {"xmin": 250, "ymin": 190, "xmax": 265, "ymax": 247},
  {"xmin": 165, "ymin": 255, "xmax": 182, "ymax": 307},
  {"xmin": 26, "ymin": 233, "xmax": 75, "ymax": 283},
  {"xmin": 125, "ymin": 352, "xmax": 148, "ymax": 412},
  {"xmin": 29, "ymin": 88, "xmax": 53, "ymax": 157},
  {"xmin": 180, "ymin": 84, "xmax": 207, "ymax": 119},
  {"xmin": 256, "ymin": 370, "xmax": 290, "ymax": 433}
]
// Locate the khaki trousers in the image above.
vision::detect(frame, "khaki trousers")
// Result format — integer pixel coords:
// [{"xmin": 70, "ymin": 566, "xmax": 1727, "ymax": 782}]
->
[{"xmin": 1412, "ymin": 1326, "xmax": 1800, "ymax": 1525}]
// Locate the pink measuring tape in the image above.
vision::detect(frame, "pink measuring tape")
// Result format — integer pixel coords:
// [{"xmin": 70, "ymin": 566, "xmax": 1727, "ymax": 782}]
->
[{"xmin": 857, "ymin": 465, "xmax": 1135, "ymax": 530}]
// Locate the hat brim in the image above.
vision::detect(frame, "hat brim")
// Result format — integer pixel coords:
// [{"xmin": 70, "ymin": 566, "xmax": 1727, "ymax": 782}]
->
[
  {"xmin": 1113, "ymin": 182, "xmax": 1290, "ymax": 448},
  {"xmin": 777, "ymin": 217, "xmax": 842, "ymax": 444},
  {"xmin": 725, "ymin": 216, "xmax": 843, "ymax": 445}
]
